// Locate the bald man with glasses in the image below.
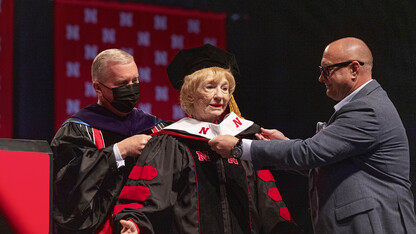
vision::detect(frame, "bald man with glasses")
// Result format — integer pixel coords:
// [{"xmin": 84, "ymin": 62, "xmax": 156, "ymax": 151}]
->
[{"xmin": 209, "ymin": 37, "xmax": 416, "ymax": 233}]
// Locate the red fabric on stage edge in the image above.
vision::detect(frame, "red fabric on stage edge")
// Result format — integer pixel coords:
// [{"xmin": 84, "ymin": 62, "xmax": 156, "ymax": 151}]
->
[{"xmin": 0, "ymin": 150, "xmax": 50, "ymax": 234}]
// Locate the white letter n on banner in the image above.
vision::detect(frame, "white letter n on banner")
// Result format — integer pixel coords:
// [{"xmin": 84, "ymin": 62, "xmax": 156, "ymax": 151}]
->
[
  {"xmin": 66, "ymin": 99, "xmax": 80, "ymax": 115},
  {"xmin": 66, "ymin": 62, "xmax": 80, "ymax": 78}
]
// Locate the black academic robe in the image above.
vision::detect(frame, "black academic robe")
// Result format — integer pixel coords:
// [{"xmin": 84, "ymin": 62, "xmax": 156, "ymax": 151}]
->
[
  {"xmin": 113, "ymin": 113, "xmax": 301, "ymax": 234},
  {"xmin": 51, "ymin": 104, "xmax": 165, "ymax": 233}
]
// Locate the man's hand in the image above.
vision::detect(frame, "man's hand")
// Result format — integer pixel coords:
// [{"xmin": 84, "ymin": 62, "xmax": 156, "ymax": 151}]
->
[
  {"xmin": 255, "ymin": 128, "xmax": 288, "ymax": 141},
  {"xmin": 208, "ymin": 135, "xmax": 239, "ymax": 158},
  {"xmin": 117, "ymin": 134, "xmax": 152, "ymax": 159},
  {"xmin": 120, "ymin": 220, "xmax": 139, "ymax": 234}
]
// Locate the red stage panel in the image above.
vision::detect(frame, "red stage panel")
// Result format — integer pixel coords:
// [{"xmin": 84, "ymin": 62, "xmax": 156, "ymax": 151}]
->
[
  {"xmin": 54, "ymin": 0, "xmax": 227, "ymax": 131},
  {"xmin": 0, "ymin": 150, "xmax": 51, "ymax": 234},
  {"xmin": 0, "ymin": 0, "xmax": 14, "ymax": 138}
]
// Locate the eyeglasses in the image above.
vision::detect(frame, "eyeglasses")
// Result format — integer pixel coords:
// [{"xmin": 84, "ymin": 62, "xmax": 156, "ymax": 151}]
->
[{"xmin": 319, "ymin": 61, "xmax": 364, "ymax": 77}]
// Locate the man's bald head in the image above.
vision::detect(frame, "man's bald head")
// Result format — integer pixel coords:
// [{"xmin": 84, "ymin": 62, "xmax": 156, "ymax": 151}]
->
[
  {"xmin": 319, "ymin": 37, "xmax": 374, "ymax": 101},
  {"xmin": 324, "ymin": 37, "xmax": 373, "ymax": 73}
]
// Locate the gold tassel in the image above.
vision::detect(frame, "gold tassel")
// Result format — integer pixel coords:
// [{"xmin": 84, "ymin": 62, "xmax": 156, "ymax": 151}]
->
[{"xmin": 228, "ymin": 95, "xmax": 243, "ymax": 119}]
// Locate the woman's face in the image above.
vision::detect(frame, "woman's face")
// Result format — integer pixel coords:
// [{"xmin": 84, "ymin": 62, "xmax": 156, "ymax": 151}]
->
[{"xmin": 192, "ymin": 76, "xmax": 230, "ymax": 123}]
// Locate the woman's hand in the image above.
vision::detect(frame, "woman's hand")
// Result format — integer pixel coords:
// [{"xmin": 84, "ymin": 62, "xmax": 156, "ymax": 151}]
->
[{"xmin": 120, "ymin": 220, "xmax": 139, "ymax": 234}]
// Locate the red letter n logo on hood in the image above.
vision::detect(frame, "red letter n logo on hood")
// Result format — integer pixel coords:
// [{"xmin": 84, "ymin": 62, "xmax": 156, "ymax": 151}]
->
[
  {"xmin": 199, "ymin": 127, "xmax": 209, "ymax": 135},
  {"xmin": 233, "ymin": 118, "xmax": 242, "ymax": 128}
]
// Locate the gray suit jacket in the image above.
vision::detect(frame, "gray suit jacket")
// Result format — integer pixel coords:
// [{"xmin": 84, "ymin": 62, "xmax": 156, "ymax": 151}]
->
[{"xmin": 251, "ymin": 80, "xmax": 416, "ymax": 233}]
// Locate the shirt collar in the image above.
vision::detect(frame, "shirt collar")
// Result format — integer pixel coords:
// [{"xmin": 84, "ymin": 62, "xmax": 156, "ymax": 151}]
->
[{"xmin": 334, "ymin": 79, "xmax": 372, "ymax": 112}]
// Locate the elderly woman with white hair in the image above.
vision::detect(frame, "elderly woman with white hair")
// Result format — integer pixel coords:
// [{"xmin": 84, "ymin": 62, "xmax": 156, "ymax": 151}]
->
[{"xmin": 113, "ymin": 44, "xmax": 301, "ymax": 234}]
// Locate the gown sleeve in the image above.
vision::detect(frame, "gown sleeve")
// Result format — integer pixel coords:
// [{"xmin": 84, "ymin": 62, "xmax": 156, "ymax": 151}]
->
[
  {"xmin": 254, "ymin": 169, "xmax": 303, "ymax": 233},
  {"xmin": 113, "ymin": 134, "xmax": 192, "ymax": 234},
  {"xmin": 51, "ymin": 121, "xmax": 128, "ymax": 233},
  {"xmin": 240, "ymin": 123, "xmax": 303, "ymax": 233}
]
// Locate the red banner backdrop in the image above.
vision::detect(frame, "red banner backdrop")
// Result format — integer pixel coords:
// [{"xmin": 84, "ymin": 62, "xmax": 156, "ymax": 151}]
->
[
  {"xmin": 54, "ymin": 0, "xmax": 226, "ymax": 131},
  {"xmin": 0, "ymin": 0, "xmax": 14, "ymax": 138}
]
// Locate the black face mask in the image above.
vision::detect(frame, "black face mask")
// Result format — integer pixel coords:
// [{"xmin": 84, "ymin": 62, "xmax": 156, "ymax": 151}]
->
[{"xmin": 100, "ymin": 82, "xmax": 140, "ymax": 113}]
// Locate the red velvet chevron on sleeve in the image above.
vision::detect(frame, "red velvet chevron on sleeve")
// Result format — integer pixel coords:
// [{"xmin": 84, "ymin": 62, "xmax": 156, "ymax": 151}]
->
[
  {"xmin": 268, "ymin": 187, "xmax": 283, "ymax": 201},
  {"xmin": 128, "ymin": 165, "xmax": 157, "ymax": 181},
  {"xmin": 258, "ymin": 170, "xmax": 275, "ymax": 182},
  {"xmin": 257, "ymin": 169, "xmax": 295, "ymax": 222},
  {"xmin": 279, "ymin": 207, "xmax": 293, "ymax": 221},
  {"xmin": 119, "ymin": 186, "xmax": 151, "ymax": 202}
]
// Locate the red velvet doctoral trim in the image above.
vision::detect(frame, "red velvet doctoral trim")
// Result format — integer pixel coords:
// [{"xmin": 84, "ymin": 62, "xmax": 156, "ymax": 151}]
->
[
  {"xmin": 257, "ymin": 170, "xmax": 275, "ymax": 182},
  {"xmin": 187, "ymin": 147, "xmax": 202, "ymax": 234},
  {"xmin": 92, "ymin": 128, "xmax": 105, "ymax": 149},
  {"xmin": 119, "ymin": 186, "xmax": 150, "ymax": 201},
  {"xmin": 128, "ymin": 166, "xmax": 142, "ymax": 180},
  {"xmin": 279, "ymin": 207, "xmax": 293, "ymax": 221},
  {"xmin": 268, "ymin": 187, "xmax": 282, "ymax": 202},
  {"xmin": 113, "ymin": 203, "xmax": 143, "ymax": 215},
  {"xmin": 128, "ymin": 165, "xmax": 157, "ymax": 181},
  {"xmin": 150, "ymin": 130, "xmax": 209, "ymax": 141},
  {"xmin": 92, "ymin": 130, "xmax": 108, "ymax": 233}
]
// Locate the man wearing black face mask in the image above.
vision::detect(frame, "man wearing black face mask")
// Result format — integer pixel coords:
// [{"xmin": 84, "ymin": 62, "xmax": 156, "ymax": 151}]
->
[
  {"xmin": 51, "ymin": 49, "xmax": 168, "ymax": 233},
  {"xmin": 98, "ymin": 81, "xmax": 140, "ymax": 113}
]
